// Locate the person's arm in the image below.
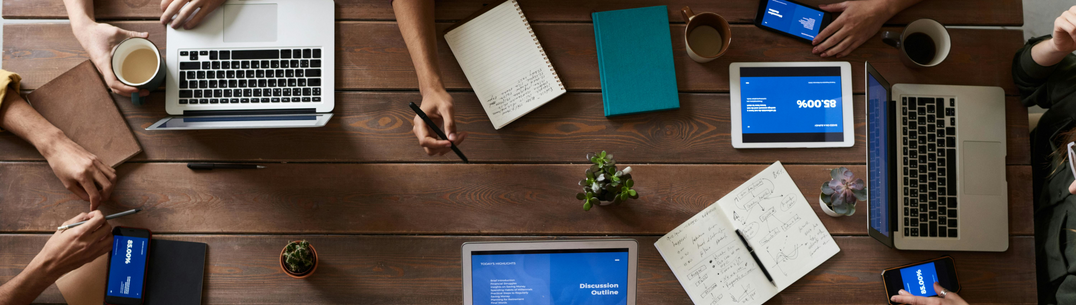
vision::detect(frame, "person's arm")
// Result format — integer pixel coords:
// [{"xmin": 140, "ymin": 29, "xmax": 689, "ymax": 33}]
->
[
  {"xmin": 812, "ymin": 0, "xmax": 924, "ymax": 58},
  {"xmin": 63, "ymin": 0, "xmax": 150, "ymax": 97},
  {"xmin": 159, "ymin": 0, "xmax": 227, "ymax": 29},
  {"xmin": 393, "ymin": 0, "xmax": 467, "ymax": 157},
  {"xmin": 0, "ymin": 212, "xmax": 113, "ymax": 305},
  {"xmin": 0, "ymin": 87, "xmax": 116, "ymax": 210},
  {"xmin": 1012, "ymin": 6, "xmax": 1076, "ymax": 108},
  {"xmin": 1031, "ymin": 6, "xmax": 1076, "ymax": 67}
]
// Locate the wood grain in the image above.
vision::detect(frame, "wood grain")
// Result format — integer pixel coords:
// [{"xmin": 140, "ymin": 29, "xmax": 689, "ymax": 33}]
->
[
  {"xmin": 5, "ymin": 23, "xmax": 1022, "ymax": 95},
  {"xmin": 0, "ymin": 234, "xmax": 1036, "ymax": 304},
  {"xmin": 0, "ymin": 92, "xmax": 1030, "ymax": 165},
  {"xmin": 3, "ymin": 0, "xmax": 1023, "ymax": 26},
  {"xmin": 0, "ymin": 163, "xmax": 1033, "ymax": 236}
]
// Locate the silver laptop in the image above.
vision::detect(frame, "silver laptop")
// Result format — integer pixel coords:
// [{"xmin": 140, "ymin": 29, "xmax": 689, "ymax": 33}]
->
[
  {"xmin": 150, "ymin": 0, "xmax": 335, "ymax": 130},
  {"xmin": 865, "ymin": 61, "xmax": 1008, "ymax": 252},
  {"xmin": 461, "ymin": 240, "xmax": 637, "ymax": 305}
]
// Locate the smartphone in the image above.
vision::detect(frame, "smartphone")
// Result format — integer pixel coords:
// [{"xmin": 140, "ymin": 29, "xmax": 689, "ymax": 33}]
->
[
  {"xmin": 881, "ymin": 256, "xmax": 960, "ymax": 304},
  {"xmin": 104, "ymin": 227, "xmax": 152, "ymax": 305},
  {"xmin": 754, "ymin": 0, "xmax": 834, "ymax": 43}
]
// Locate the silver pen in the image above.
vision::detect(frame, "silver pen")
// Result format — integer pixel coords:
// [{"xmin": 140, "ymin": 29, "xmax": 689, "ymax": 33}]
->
[{"xmin": 57, "ymin": 208, "xmax": 142, "ymax": 231}]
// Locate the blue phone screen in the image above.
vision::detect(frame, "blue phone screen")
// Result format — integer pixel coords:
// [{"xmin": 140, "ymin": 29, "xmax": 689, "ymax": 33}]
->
[
  {"xmin": 106, "ymin": 235, "xmax": 149, "ymax": 298},
  {"xmin": 760, "ymin": 0, "xmax": 825, "ymax": 40},
  {"xmin": 899, "ymin": 262, "xmax": 939, "ymax": 297}
]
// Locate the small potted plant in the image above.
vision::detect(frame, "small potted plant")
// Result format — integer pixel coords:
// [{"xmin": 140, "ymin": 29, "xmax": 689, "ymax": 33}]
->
[
  {"xmin": 820, "ymin": 167, "xmax": 865, "ymax": 217},
  {"xmin": 576, "ymin": 151, "xmax": 639, "ymax": 211},
  {"xmin": 280, "ymin": 240, "xmax": 318, "ymax": 279}
]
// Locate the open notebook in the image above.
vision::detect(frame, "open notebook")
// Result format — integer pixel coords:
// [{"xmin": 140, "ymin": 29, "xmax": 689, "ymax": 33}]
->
[
  {"xmin": 444, "ymin": 0, "xmax": 565, "ymax": 130},
  {"xmin": 655, "ymin": 161, "xmax": 840, "ymax": 305}
]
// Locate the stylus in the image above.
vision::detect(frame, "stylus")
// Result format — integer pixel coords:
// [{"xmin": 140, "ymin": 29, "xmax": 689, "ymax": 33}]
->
[
  {"xmin": 57, "ymin": 209, "xmax": 142, "ymax": 231},
  {"xmin": 409, "ymin": 102, "xmax": 469, "ymax": 163},
  {"xmin": 735, "ymin": 229, "xmax": 777, "ymax": 286}
]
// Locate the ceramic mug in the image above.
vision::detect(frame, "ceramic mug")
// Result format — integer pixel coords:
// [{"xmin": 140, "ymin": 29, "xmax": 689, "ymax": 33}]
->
[
  {"xmin": 682, "ymin": 6, "xmax": 732, "ymax": 63},
  {"xmin": 111, "ymin": 37, "xmax": 165, "ymax": 105},
  {"xmin": 881, "ymin": 19, "xmax": 951, "ymax": 68}
]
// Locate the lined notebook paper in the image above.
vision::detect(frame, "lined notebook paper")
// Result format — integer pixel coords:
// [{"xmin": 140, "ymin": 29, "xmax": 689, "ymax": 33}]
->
[{"xmin": 445, "ymin": 0, "xmax": 565, "ymax": 130}]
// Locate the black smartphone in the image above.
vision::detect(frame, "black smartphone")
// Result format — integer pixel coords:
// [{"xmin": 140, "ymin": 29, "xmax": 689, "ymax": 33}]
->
[
  {"xmin": 104, "ymin": 227, "xmax": 152, "ymax": 305},
  {"xmin": 754, "ymin": 0, "xmax": 834, "ymax": 43},
  {"xmin": 881, "ymin": 256, "xmax": 960, "ymax": 304}
]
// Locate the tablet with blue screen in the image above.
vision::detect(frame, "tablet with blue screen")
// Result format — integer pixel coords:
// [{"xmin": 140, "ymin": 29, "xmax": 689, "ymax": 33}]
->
[
  {"xmin": 462, "ymin": 240, "xmax": 638, "ymax": 305},
  {"xmin": 729, "ymin": 62, "xmax": 854, "ymax": 148}
]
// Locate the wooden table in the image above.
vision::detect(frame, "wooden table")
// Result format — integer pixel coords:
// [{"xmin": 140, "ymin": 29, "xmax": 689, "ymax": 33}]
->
[{"xmin": 0, "ymin": 0, "xmax": 1033, "ymax": 303}]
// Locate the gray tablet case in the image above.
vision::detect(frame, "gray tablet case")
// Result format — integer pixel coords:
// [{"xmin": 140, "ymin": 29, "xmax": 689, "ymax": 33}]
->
[{"xmin": 145, "ymin": 240, "xmax": 207, "ymax": 305}]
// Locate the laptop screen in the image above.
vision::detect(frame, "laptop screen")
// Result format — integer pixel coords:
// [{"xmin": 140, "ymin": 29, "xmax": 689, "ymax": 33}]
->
[
  {"xmin": 470, "ymin": 249, "xmax": 629, "ymax": 305},
  {"xmin": 867, "ymin": 73, "xmax": 890, "ymax": 237}
]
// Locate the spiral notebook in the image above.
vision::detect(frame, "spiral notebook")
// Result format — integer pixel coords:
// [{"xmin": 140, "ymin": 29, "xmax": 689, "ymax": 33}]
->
[{"xmin": 444, "ymin": 0, "xmax": 565, "ymax": 130}]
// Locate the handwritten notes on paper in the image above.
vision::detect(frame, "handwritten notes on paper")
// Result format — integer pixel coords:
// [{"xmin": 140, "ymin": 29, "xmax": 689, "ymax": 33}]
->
[
  {"xmin": 444, "ymin": 0, "xmax": 566, "ymax": 129},
  {"xmin": 655, "ymin": 162, "xmax": 840, "ymax": 305}
]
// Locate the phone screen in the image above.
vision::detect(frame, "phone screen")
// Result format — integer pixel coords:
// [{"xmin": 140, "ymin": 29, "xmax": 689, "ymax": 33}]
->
[
  {"xmin": 107, "ymin": 235, "xmax": 149, "ymax": 299},
  {"xmin": 897, "ymin": 262, "xmax": 940, "ymax": 297},
  {"xmin": 759, "ymin": 0, "xmax": 826, "ymax": 40}
]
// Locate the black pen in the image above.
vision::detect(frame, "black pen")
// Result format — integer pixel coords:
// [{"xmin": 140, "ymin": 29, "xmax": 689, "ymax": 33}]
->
[
  {"xmin": 187, "ymin": 163, "xmax": 265, "ymax": 170},
  {"xmin": 735, "ymin": 229, "xmax": 777, "ymax": 287},
  {"xmin": 408, "ymin": 102, "xmax": 468, "ymax": 163}
]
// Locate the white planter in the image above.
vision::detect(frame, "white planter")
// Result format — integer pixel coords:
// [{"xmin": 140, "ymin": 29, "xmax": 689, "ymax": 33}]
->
[{"xmin": 819, "ymin": 197, "xmax": 844, "ymax": 217}]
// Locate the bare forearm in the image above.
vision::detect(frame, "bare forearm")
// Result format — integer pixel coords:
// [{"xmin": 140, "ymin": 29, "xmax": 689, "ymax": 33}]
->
[
  {"xmin": 393, "ymin": 0, "xmax": 446, "ymax": 96},
  {"xmin": 0, "ymin": 263, "xmax": 55, "ymax": 305},
  {"xmin": 0, "ymin": 90, "xmax": 67, "ymax": 159},
  {"xmin": 61, "ymin": 0, "xmax": 96, "ymax": 28},
  {"xmin": 1032, "ymin": 38, "xmax": 1071, "ymax": 67}
]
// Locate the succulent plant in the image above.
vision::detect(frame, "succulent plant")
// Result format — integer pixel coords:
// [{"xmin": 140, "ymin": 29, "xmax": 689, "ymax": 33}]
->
[
  {"xmin": 820, "ymin": 167, "xmax": 866, "ymax": 216},
  {"xmin": 576, "ymin": 151, "xmax": 638, "ymax": 211},
  {"xmin": 282, "ymin": 240, "xmax": 315, "ymax": 274}
]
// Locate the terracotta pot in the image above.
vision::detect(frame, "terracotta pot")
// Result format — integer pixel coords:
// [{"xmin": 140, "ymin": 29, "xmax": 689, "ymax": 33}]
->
[{"xmin": 280, "ymin": 241, "xmax": 318, "ymax": 279}]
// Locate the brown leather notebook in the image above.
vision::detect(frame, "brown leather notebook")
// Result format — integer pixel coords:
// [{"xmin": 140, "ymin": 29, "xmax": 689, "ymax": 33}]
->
[{"xmin": 26, "ymin": 60, "xmax": 142, "ymax": 168}]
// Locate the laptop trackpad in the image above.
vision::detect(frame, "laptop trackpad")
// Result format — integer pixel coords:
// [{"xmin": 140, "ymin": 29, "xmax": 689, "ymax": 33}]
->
[
  {"xmin": 962, "ymin": 141, "xmax": 1003, "ymax": 195},
  {"xmin": 223, "ymin": 4, "xmax": 277, "ymax": 43}
]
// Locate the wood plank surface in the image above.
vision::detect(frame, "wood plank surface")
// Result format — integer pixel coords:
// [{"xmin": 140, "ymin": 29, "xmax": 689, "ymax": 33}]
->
[
  {"xmin": 3, "ymin": 0, "xmax": 1023, "ymax": 26},
  {"xmin": 0, "ymin": 163, "xmax": 1033, "ymax": 236},
  {"xmin": 4, "ymin": 22, "xmax": 1023, "ymax": 95},
  {"xmin": 0, "ymin": 234, "xmax": 1036, "ymax": 304},
  {"xmin": 0, "ymin": 92, "xmax": 1032, "ymax": 165}
]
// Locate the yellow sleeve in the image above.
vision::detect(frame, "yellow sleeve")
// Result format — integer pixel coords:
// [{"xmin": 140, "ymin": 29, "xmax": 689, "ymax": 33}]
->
[{"xmin": 0, "ymin": 70, "xmax": 22, "ymax": 132}]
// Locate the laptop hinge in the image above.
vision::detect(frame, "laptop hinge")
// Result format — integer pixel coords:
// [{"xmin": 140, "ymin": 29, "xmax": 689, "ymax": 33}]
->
[{"xmin": 182, "ymin": 109, "xmax": 317, "ymax": 116}]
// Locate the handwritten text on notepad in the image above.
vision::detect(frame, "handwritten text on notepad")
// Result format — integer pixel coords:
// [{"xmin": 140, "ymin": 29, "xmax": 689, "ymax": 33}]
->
[{"xmin": 486, "ymin": 69, "xmax": 556, "ymax": 117}]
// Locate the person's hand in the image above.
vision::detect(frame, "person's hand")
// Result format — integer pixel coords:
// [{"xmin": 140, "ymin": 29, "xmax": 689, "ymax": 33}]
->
[
  {"xmin": 812, "ymin": 0, "xmax": 894, "ymax": 58},
  {"xmin": 40, "ymin": 135, "xmax": 117, "ymax": 210},
  {"xmin": 1049, "ymin": 5, "xmax": 1076, "ymax": 54},
  {"xmin": 28, "ymin": 211, "xmax": 113, "ymax": 281},
  {"xmin": 71, "ymin": 22, "xmax": 150, "ymax": 97},
  {"xmin": 412, "ymin": 90, "xmax": 467, "ymax": 156},
  {"xmin": 160, "ymin": 0, "xmax": 226, "ymax": 30},
  {"xmin": 890, "ymin": 282, "xmax": 968, "ymax": 305}
]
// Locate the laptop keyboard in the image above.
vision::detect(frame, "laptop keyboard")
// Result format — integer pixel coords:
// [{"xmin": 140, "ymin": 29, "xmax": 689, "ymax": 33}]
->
[
  {"xmin": 176, "ymin": 48, "xmax": 323, "ymax": 104},
  {"xmin": 901, "ymin": 96, "xmax": 958, "ymax": 238}
]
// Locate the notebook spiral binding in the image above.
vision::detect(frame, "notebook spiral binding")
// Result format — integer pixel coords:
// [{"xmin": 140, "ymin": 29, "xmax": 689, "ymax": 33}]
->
[{"xmin": 513, "ymin": 0, "xmax": 564, "ymax": 91}]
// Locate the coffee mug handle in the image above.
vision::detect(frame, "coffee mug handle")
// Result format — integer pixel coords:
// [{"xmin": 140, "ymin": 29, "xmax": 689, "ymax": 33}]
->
[
  {"xmin": 881, "ymin": 31, "xmax": 902, "ymax": 49},
  {"xmin": 131, "ymin": 92, "xmax": 143, "ymax": 106},
  {"xmin": 681, "ymin": 6, "xmax": 695, "ymax": 23}
]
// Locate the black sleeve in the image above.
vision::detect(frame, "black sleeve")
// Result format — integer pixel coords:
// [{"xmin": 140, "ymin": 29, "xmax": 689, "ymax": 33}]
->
[{"xmin": 1012, "ymin": 35, "xmax": 1067, "ymax": 108}]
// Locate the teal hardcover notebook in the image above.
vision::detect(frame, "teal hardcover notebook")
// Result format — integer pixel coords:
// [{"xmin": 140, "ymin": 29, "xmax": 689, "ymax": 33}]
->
[{"xmin": 592, "ymin": 6, "xmax": 680, "ymax": 117}]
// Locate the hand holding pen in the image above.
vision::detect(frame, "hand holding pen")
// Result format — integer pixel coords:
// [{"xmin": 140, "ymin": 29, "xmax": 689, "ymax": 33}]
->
[{"xmin": 409, "ymin": 94, "xmax": 468, "ymax": 159}]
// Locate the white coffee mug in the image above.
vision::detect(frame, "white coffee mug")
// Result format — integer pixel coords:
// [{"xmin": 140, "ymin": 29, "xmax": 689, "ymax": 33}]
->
[
  {"xmin": 882, "ymin": 19, "xmax": 951, "ymax": 68},
  {"xmin": 111, "ymin": 37, "xmax": 164, "ymax": 105}
]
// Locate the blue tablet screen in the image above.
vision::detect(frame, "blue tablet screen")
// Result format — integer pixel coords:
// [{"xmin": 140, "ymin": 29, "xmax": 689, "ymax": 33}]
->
[
  {"xmin": 760, "ymin": 0, "xmax": 825, "ymax": 40},
  {"xmin": 740, "ymin": 66, "xmax": 844, "ymax": 143},
  {"xmin": 471, "ymin": 249, "xmax": 629, "ymax": 305}
]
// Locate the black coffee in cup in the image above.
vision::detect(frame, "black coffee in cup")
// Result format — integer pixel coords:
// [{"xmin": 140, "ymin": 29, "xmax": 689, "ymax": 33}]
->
[{"xmin": 903, "ymin": 32, "xmax": 936, "ymax": 65}]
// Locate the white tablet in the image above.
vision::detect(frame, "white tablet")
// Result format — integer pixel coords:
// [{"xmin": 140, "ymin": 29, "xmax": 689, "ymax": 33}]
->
[
  {"xmin": 729, "ymin": 62, "xmax": 854, "ymax": 148},
  {"xmin": 462, "ymin": 240, "xmax": 638, "ymax": 305}
]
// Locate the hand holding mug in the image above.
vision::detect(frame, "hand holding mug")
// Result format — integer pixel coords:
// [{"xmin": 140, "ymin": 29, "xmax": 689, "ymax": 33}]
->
[
  {"xmin": 72, "ymin": 23, "xmax": 151, "ymax": 98},
  {"xmin": 111, "ymin": 38, "xmax": 165, "ymax": 105}
]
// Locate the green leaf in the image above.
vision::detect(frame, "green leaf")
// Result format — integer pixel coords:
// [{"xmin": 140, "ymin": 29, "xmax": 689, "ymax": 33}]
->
[
  {"xmin": 830, "ymin": 167, "xmax": 844, "ymax": 181},
  {"xmin": 845, "ymin": 203, "xmax": 856, "ymax": 216},
  {"xmin": 820, "ymin": 193, "xmax": 832, "ymax": 204},
  {"xmin": 833, "ymin": 203, "xmax": 849, "ymax": 215},
  {"xmin": 628, "ymin": 189, "xmax": 637, "ymax": 197},
  {"xmin": 577, "ymin": 193, "xmax": 586, "ymax": 200},
  {"xmin": 821, "ymin": 181, "xmax": 834, "ymax": 195},
  {"xmin": 626, "ymin": 179, "xmax": 634, "ymax": 188},
  {"xmin": 584, "ymin": 201, "xmax": 593, "ymax": 211},
  {"xmin": 852, "ymin": 187, "xmax": 867, "ymax": 201},
  {"xmin": 600, "ymin": 151, "xmax": 607, "ymax": 158}
]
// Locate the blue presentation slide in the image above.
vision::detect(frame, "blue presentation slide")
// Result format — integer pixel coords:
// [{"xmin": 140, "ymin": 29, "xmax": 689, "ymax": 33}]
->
[
  {"xmin": 761, "ymin": 0, "xmax": 824, "ymax": 40},
  {"xmin": 899, "ymin": 262, "xmax": 939, "ymax": 297},
  {"xmin": 868, "ymin": 74, "xmax": 889, "ymax": 237},
  {"xmin": 740, "ymin": 75, "xmax": 843, "ymax": 134},
  {"xmin": 107, "ymin": 236, "xmax": 148, "ymax": 298},
  {"xmin": 471, "ymin": 250, "xmax": 629, "ymax": 305}
]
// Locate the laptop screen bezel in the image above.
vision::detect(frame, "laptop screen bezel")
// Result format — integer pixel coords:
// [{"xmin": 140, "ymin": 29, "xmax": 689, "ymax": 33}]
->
[{"xmin": 866, "ymin": 62, "xmax": 897, "ymax": 248}]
